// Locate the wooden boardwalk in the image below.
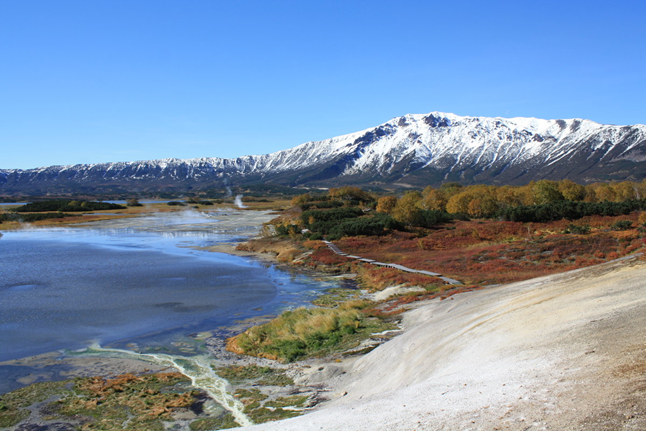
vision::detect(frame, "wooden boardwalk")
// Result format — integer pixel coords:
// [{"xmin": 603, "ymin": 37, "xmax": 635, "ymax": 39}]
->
[{"xmin": 323, "ymin": 240, "xmax": 462, "ymax": 285}]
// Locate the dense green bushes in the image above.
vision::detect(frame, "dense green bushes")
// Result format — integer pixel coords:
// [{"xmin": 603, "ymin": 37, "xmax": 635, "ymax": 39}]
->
[
  {"xmin": 15, "ymin": 200, "xmax": 126, "ymax": 212},
  {"xmin": 285, "ymin": 185, "xmax": 646, "ymax": 242},
  {"xmin": 326, "ymin": 213, "xmax": 404, "ymax": 240},
  {"xmin": 289, "ymin": 201, "xmax": 452, "ymax": 240},
  {"xmin": 301, "ymin": 207, "xmax": 364, "ymax": 225},
  {"xmin": 297, "ymin": 207, "xmax": 406, "ymax": 239},
  {"xmin": 301, "ymin": 207, "xmax": 364, "ymax": 235},
  {"xmin": 299, "ymin": 200, "xmax": 344, "ymax": 211},
  {"xmin": 275, "ymin": 224, "xmax": 300, "ymax": 236},
  {"xmin": 496, "ymin": 200, "xmax": 646, "ymax": 223},
  {"xmin": 410, "ymin": 209, "xmax": 453, "ymax": 228},
  {"xmin": 126, "ymin": 198, "xmax": 143, "ymax": 207},
  {"xmin": 563, "ymin": 223, "xmax": 591, "ymax": 234},
  {"xmin": 611, "ymin": 220, "xmax": 633, "ymax": 230},
  {"xmin": 0, "ymin": 212, "xmax": 79, "ymax": 223}
]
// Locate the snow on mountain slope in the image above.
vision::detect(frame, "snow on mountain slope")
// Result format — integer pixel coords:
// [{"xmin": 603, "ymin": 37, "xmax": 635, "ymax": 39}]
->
[
  {"xmin": 334, "ymin": 113, "xmax": 642, "ymax": 176},
  {"xmin": 1, "ymin": 112, "xmax": 645, "ymax": 193}
]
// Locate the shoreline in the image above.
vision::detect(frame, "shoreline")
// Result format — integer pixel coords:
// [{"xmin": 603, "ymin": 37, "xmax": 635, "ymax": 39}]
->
[
  {"xmin": 201, "ymin": 242, "xmax": 279, "ymax": 263},
  {"xmin": 0, "ymin": 208, "xmax": 361, "ymax": 428}
]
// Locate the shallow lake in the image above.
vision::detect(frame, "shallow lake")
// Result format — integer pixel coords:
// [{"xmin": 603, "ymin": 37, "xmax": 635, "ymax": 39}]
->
[{"xmin": 0, "ymin": 211, "xmax": 342, "ymax": 393}]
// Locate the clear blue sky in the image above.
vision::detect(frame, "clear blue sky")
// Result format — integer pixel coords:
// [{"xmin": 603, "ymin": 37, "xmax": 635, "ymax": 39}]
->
[{"xmin": 1, "ymin": 0, "xmax": 645, "ymax": 169}]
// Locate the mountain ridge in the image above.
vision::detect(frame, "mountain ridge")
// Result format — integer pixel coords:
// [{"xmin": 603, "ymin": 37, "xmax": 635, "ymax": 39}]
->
[{"xmin": 2, "ymin": 112, "xmax": 646, "ymax": 195}]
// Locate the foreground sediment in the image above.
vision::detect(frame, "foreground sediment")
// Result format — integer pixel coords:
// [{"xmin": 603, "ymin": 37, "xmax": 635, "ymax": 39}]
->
[{"xmin": 242, "ymin": 255, "xmax": 646, "ymax": 430}]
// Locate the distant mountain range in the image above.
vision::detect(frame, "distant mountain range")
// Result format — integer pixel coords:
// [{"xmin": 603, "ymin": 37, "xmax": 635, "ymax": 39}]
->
[{"xmin": 2, "ymin": 112, "xmax": 646, "ymax": 195}]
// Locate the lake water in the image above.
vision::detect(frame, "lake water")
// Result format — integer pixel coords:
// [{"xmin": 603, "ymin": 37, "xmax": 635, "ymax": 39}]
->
[{"xmin": 0, "ymin": 211, "xmax": 341, "ymax": 393}]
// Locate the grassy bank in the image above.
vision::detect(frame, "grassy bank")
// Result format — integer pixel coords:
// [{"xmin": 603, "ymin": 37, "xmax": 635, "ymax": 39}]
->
[
  {"xmin": 226, "ymin": 300, "xmax": 398, "ymax": 362},
  {"xmin": 228, "ymin": 187, "xmax": 646, "ymax": 364}
]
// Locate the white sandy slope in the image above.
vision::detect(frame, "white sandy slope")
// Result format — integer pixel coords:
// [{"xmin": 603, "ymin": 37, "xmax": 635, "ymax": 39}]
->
[{"xmin": 243, "ymin": 257, "xmax": 646, "ymax": 430}]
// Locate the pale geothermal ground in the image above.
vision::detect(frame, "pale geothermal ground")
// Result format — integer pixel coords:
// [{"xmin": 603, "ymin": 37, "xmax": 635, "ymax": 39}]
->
[{"xmin": 243, "ymin": 256, "xmax": 646, "ymax": 431}]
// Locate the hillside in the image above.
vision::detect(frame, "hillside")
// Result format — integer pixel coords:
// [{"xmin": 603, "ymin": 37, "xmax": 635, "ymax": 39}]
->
[
  {"xmin": 246, "ymin": 256, "xmax": 646, "ymax": 430},
  {"xmin": 2, "ymin": 112, "xmax": 646, "ymax": 194}
]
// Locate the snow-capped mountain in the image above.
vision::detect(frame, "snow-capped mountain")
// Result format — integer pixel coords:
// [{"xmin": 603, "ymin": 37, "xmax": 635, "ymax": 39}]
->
[{"xmin": 2, "ymin": 112, "xmax": 646, "ymax": 194}]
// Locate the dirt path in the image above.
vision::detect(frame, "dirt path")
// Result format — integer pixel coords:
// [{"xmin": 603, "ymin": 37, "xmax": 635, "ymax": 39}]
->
[{"xmin": 244, "ymin": 256, "xmax": 646, "ymax": 430}]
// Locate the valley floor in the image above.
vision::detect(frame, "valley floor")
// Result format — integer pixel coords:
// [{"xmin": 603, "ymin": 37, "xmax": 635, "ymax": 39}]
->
[
  {"xmin": 4, "ymin": 207, "xmax": 646, "ymax": 430},
  {"xmin": 244, "ymin": 255, "xmax": 646, "ymax": 430}
]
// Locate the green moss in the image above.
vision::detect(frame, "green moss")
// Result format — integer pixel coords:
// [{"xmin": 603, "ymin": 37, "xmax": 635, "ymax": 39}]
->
[
  {"xmin": 234, "ymin": 388, "xmax": 267, "ymax": 415},
  {"xmin": 215, "ymin": 365, "xmax": 273, "ymax": 383},
  {"xmin": 234, "ymin": 388, "xmax": 268, "ymax": 403},
  {"xmin": 312, "ymin": 287, "xmax": 362, "ymax": 307},
  {"xmin": 124, "ymin": 418, "xmax": 165, "ymax": 431},
  {"xmin": 0, "ymin": 372, "xmax": 202, "ymax": 431},
  {"xmin": 0, "ymin": 380, "xmax": 70, "ymax": 408},
  {"xmin": 0, "ymin": 380, "xmax": 70, "ymax": 428},
  {"xmin": 0, "ymin": 407, "xmax": 30, "ymax": 428},
  {"xmin": 189, "ymin": 414, "xmax": 239, "ymax": 430},
  {"xmin": 246, "ymin": 406, "xmax": 302, "ymax": 423},
  {"xmin": 264, "ymin": 394, "xmax": 309, "ymax": 408},
  {"xmin": 215, "ymin": 365, "xmax": 294, "ymax": 387},
  {"xmin": 257, "ymin": 373, "xmax": 294, "ymax": 387}
]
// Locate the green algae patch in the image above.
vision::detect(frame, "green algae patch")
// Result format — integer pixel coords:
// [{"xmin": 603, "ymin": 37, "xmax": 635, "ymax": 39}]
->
[
  {"xmin": 312, "ymin": 287, "xmax": 362, "ymax": 307},
  {"xmin": 234, "ymin": 389, "xmax": 303, "ymax": 424},
  {"xmin": 0, "ymin": 380, "xmax": 71, "ymax": 427},
  {"xmin": 265, "ymin": 394, "xmax": 309, "ymax": 408},
  {"xmin": 188, "ymin": 414, "xmax": 239, "ymax": 430},
  {"xmin": 54, "ymin": 372, "xmax": 196, "ymax": 428},
  {"xmin": 235, "ymin": 388, "xmax": 269, "ymax": 411},
  {"xmin": 215, "ymin": 364, "xmax": 271, "ymax": 383},
  {"xmin": 257, "ymin": 372, "xmax": 295, "ymax": 387},
  {"xmin": 215, "ymin": 365, "xmax": 295, "ymax": 387},
  {"xmin": 0, "ymin": 371, "xmax": 249, "ymax": 430},
  {"xmin": 211, "ymin": 367, "xmax": 311, "ymax": 425},
  {"xmin": 246, "ymin": 406, "xmax": 302, "ymax": 422}
]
